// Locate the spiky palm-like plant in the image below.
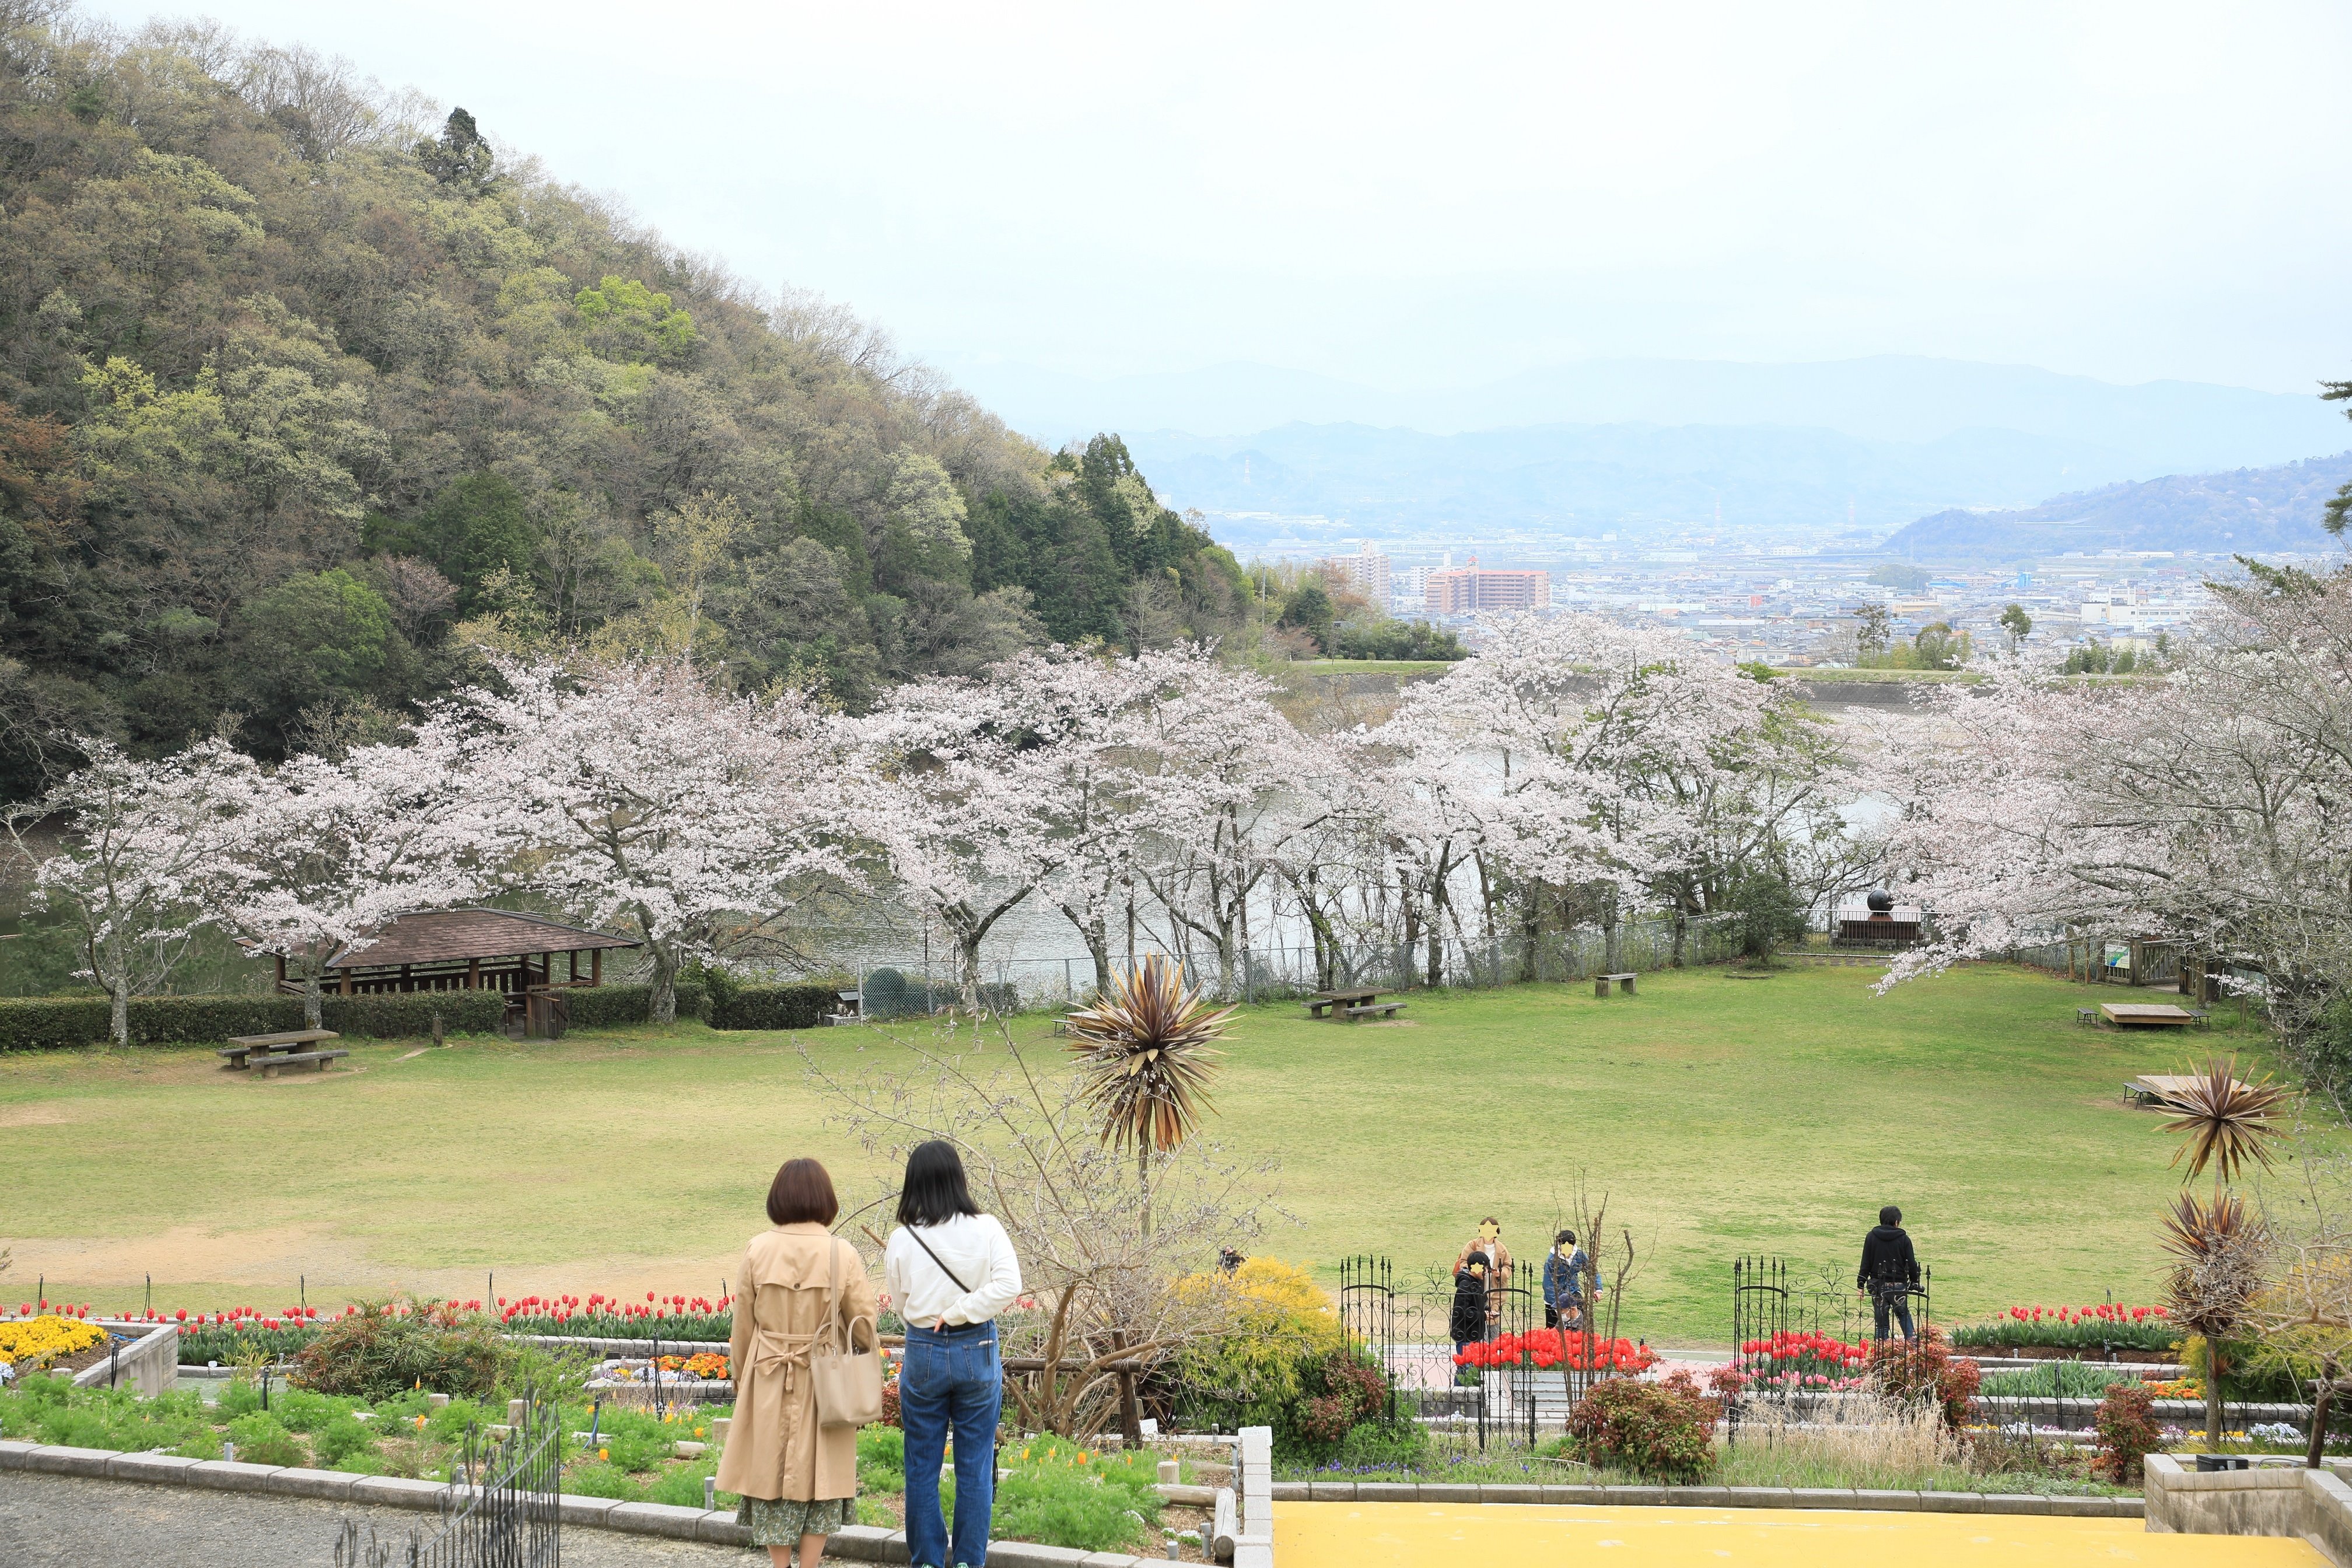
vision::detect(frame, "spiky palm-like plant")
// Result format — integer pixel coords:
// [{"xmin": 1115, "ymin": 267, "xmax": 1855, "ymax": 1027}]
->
[
  {"xmin": 1065, "ymin": 955, "xmax": 1234, "ymax": 1236},
  {"xmin": 2160, "ymin": 1057, "xmax": 2288, "ymax": 1184},
  {"xmin": 2161, "ymin": 1188, "xmax": 2272, "ymax": 1448}
]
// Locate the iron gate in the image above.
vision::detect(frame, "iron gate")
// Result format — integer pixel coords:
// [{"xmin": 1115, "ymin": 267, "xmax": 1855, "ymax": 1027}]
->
[{"xmin": 333, "ymin": 1401, "xmax": 561, "ymax": 1568}]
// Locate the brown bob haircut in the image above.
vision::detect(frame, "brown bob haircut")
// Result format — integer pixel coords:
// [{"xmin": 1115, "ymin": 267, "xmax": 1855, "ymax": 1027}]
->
[{"xmin": 767, "ymin": 1157, "xmax": 840, "ymax": 1226}]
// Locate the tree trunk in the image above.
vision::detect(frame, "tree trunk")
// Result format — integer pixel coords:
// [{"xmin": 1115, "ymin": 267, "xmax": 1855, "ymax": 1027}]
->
[
  {"xmin": 109, "ymin": 977, "xmax": 130, "ymax": 1051},
  {"xmin": 1138, "ymin": 1142, "xmax": 1152, "ymax": 1241},
  {"xmin": 2206, "ymin": 1361, "xmax": 2224, "ymax": 1451},
  {"xmin": 303, "ymin": 971, "xmax": 324, "ymax": 1029},
  {"xmin": 2305, "ymin": 1363, "xmax": 2335, "ymax": 1468},
  {"xmin": 1602, "ymin": 893, "xmax": 1622, "ymax": 975},
  {"xmin": 1671, "ymin": 911, "xmax": 1688, "ymax": 969},
  {"xmin": 648, "ymin": 943, "xmax": 679, "ymax": 1024}
]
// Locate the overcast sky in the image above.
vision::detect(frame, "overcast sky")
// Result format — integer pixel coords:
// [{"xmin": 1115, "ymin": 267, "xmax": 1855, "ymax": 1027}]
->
[{"xmin": 83, "ymin": 0, "xmax": 2352, "ymax": 396}]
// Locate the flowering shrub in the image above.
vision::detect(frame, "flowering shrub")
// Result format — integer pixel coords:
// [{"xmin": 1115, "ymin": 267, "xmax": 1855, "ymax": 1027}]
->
[
  {"xmin": 0, "ymin": 1314, "xmax": 107, "ymax": 1370},
  {"xmin": 2093, "ymin": 1382, "xmax": 2161, "ymax": 1482},
  {"xmin": 1737, "ymin": 1330, "xmax": 1872, "ymax": 1391},
  {"xmin": 1950, "ymin": 1303, "xmax": 2174, "ymax": 1353},
  {"xmin": 1868, "ymin": 1328, "xmax": 1980, "ymax": 1430},
  {"xmin": 1454, "ymin": 1332, "xmax": 1658, "ymax": 1374},
  {"xmin": 1171, "ymin": 1258, "xmax": 1348, "ymax": 1438},
  {"xmin": 1567, "ymin": 1371, "xmax": 1720, "ymax": 1483}
]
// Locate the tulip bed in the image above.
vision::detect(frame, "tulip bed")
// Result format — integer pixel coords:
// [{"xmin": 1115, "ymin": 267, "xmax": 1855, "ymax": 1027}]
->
[
  {"xmin": 1451, "ymin": 1333, "xmax": 1658, "ymax": 1375},
  {"xmin": 1950, "ymin": 1303, "xmax": 2176, "ymax": 1354},
  {"xmin": 1734, "ymin": 1329, "xmax": 1874, "ymax": 1392}
]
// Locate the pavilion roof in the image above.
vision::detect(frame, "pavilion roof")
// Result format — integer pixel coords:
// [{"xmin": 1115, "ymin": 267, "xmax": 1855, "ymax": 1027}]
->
[{"xmin": 324, "ymin": 908, "xmax": 640, "ymax": 970}]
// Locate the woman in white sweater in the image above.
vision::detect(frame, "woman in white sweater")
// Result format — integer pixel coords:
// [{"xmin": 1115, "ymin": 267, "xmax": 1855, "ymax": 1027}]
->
[{"xmin": 885, "ymin": 1140, "xmax": 1023, "ymax": 1568}]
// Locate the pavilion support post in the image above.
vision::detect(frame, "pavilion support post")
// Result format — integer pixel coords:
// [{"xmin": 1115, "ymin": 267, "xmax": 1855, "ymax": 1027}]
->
[
  {"xmin": 592, "ymin": 950, "xmax": 601, "ymax": 986},
  {"xmin": 340, "ymin": 970, "xmax": 351, "ymax": 996},
  {"xmin": 275, "ymin": 955, "xmax": 286, "ymax": 991},
  {"xmin": 569, "ymin": 951, "xmax": 579, "ymax": 983}
]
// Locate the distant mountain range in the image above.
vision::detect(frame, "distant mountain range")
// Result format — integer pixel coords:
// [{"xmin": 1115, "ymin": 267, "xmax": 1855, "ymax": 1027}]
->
[
  {"xmin": 1880, "ymin": 455, "xmax": 2352, "ymax": 561},
  {"xmin": 1121, "ymin": 420, "xmax": 2231, "ymax": 540},
  {"xmin": 960, "ymin": 354, "xmax": 2348, "ymax": 478}
]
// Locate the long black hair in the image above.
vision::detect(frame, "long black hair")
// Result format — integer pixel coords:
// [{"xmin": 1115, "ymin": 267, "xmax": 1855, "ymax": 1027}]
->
[{"xmin": 897, "ymin": 1139, "xmax": 982, "ymax": 1228}]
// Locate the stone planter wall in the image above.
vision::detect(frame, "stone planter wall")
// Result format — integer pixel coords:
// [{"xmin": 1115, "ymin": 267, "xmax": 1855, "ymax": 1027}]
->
[{"xmin": 72, "ymin": 1321, "xmax": 177, "ymax": 1398}]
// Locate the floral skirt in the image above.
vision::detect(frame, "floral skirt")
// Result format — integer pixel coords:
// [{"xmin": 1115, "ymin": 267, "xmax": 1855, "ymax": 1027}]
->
[{"xmin": 736, "ymin": 1493, "xmax": 857, "ymax": 1545}]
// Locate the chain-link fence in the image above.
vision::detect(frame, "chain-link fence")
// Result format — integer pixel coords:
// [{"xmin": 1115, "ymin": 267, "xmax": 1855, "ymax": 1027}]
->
[{"xmin": 825, "ymin": 912, "xmax": 1745, "ymax": 1013}]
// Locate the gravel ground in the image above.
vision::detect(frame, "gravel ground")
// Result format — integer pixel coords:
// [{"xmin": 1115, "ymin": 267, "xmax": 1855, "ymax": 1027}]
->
[{"xmin": 0, "ymin": 1472, "xmax": 762, "ymax": 1567}]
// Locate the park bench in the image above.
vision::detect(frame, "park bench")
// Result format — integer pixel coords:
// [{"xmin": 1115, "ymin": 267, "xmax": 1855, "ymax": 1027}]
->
[
  {"xmin": 253, "ymin": 1049, "xmax": 349, "ymax": 1077},
  {"xmin": 1342, "ymin": 1002, "xmax": 1406, "ymax": 1021},
  {"xmin": 1594, "ymin": 972, "xmax": 1638, "ymax": 998},
  {"xmin": 219, "ymin": 1028, "xmax": 344, "ymax": 1074}
]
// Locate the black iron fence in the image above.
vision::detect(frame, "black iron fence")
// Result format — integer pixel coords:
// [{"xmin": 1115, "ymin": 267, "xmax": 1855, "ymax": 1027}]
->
[{"xmin": 332, "ymin": 1401, "xmax": 561, "ymax": 1568}]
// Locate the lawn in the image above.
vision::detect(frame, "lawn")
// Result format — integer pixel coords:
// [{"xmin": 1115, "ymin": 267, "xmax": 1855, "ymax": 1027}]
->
[{"xmin": 0, "ymin": 964, "xmax": 2287, "ymax": 1346}]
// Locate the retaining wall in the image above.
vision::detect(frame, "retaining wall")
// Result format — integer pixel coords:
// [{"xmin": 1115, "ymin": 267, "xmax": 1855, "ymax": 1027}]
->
[{"xmin": 2145, "ymin": 1454, "xmax": 2352, "ymax": 1566}]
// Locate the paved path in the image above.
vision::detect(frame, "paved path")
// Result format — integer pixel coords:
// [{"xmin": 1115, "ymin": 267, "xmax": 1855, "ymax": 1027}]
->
[
  {"xmin": 1274, "ymin": 1500, "xmax": 2318, "ymax": 1568},
  {"xmin": 0, "ymin": 1472, "xmax": 758, "ymax": 1567}
]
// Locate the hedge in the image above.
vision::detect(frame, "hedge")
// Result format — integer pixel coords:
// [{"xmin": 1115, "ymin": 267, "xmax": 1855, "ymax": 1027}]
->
[
  {"xmin": 0, "ymin": 990, "xmax": 513, "ymax": 1049},
  {"xmin": 561, "ymin": 981, "xmax": 708, "ymax": 1029},
  {"xmin": 708, "ymin": 982, "xmax": 840, "ymax": 1031}
]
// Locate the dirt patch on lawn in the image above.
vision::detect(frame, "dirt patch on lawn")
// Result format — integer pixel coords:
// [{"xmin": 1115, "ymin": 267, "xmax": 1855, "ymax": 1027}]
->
[{"xmin": 0, "ymin": 1102, "xmax": 77, "ymax": 1128}]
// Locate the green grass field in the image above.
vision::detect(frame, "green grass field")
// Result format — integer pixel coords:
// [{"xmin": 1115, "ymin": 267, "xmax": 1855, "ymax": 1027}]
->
[{"xmin": 0, "ymin": 964, "xmax": 2287, "ymax": 1345}]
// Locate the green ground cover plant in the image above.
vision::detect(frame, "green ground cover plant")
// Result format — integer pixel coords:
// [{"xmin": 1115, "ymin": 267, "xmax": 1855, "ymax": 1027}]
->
[{"xmin": 0, "ymin": 965, "xmax": 2288, "ymax": 1344}]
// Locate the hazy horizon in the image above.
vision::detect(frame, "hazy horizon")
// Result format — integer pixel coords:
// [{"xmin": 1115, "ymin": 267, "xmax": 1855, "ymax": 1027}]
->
[{"xmin": 76, "ymin": 0, "xmax": 2352, "ymax": 433}]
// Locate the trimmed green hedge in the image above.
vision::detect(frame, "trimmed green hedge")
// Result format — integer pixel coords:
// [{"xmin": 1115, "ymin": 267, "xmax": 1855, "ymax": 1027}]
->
[
  {"xmin": 708, "ymin": 982, "xmax": 840, "ymax": 1031},
  {"xmin": 562, "ymin": 981, "xmax": 708, "ymax": 1029},
  {"xmin": 0, "ymin": 990, "xmax": 510, "ymax": 1049}
]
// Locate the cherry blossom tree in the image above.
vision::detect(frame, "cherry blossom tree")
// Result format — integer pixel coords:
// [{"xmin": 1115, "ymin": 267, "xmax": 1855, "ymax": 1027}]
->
[
  {"xmin": 454, "ymin": 659, "xmax": 873, "ymax": 1023},
  {"xmin": 1870, "ymin": 567, "xmax": 2352, "ymax": 1086},
  {"xmin": 4, "ymin": 738, "xmax": 253, "ymax": 1046},
  {"xmin": 208, "ymin": 719, "xmax": 489, "ymax": 1027}
]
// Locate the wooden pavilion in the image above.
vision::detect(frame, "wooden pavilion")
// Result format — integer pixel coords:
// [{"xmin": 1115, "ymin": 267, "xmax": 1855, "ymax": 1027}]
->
[{"xmin": 270, "ymin": 908, "xmax": 639, "ymax": 1034}]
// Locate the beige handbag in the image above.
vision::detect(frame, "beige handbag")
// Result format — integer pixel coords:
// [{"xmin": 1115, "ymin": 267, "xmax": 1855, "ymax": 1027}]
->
[{"xmin": 810, "ymin": 1236, "xmax": 884, "ymax": 1429}]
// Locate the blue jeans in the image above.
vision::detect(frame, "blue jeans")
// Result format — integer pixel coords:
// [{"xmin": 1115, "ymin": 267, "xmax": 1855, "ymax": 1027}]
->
[
  {"xmin": 1872, "ymin": 1286, "xmax": 1916, "ymax": 1342},
  {"xmin": 900, "ymin": 1321, "xmax": 1002, "ymax": 1567}
]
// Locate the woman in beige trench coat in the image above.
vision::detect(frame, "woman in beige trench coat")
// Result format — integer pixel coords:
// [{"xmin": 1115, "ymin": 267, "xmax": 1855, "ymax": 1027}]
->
[{"xmin": 716, "ymin": 1157, "xmax": 881, "ymax": 1568}]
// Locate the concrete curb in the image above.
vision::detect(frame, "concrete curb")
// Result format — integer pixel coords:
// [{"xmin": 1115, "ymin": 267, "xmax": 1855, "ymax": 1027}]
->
[
  {"xmin": 1265, "ymin": 1476, "xmax": 2142, "ymax": 1517},
  {"xmin": 0, "ymin": 1439, "xmax": 1165, "ymax": 1566}
]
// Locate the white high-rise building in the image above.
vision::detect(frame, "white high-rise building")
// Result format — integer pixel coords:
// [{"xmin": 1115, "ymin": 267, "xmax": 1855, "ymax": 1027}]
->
[{"xmin": 1314, "ymin": 542, "xmax": 1391, "ymax": 606}]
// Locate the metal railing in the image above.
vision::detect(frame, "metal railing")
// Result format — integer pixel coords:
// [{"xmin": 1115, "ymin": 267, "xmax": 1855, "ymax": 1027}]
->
[{"xmin": 332, "ymin": 1401, "xmax": 560, "ymax": 1568}]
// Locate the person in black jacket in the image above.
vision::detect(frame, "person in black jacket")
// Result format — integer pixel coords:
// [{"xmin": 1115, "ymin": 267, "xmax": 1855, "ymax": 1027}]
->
[
  {"xmin": 1856, "ymin": 1205, "xmax": 1920, "ymax": 1342},
  {"xmin": 1450, "ymin": 1252, "xmax": 1493, "ymax": 1379}
]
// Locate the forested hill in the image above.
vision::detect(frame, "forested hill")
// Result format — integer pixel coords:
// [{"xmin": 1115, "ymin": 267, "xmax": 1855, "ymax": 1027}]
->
[
  {"xmin": 1878, "ymin": 452, "xmax": 2352, "ymax": 561},
  {"xmin": 0, "ymin": 8, "xmax": 1246, "ymax": 796}
]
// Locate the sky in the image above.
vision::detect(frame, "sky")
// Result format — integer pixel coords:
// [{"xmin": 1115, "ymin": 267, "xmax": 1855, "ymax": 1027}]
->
[{"xmin": 80, "ymin": 0, "xmax": 2352, "ymax": 401}]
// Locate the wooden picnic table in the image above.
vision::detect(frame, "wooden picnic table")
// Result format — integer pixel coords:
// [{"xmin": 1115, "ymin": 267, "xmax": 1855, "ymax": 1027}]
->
[
  {"xmin": 2129, "ymin": 1072, "xmax": 2240, "ymax": 1107},
  {"xmin": 2100, "ymin": 1003, "xmax": 2198, "ymax": 1029},
  {"xmin": 1301, "ymin": 989, "xmax": 1407, "ymax": 1023},
  {"xmin": 218, "ymin": 1029, "xmax": 347, "ymax": 1076}
]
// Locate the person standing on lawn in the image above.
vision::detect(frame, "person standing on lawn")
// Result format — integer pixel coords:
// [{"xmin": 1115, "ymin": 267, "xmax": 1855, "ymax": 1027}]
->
[
  {"xmin": 886, "ymin": 1140, "xmax": 1024, "ymax": 1568},
  {"xmin": 1452, "ymin": 1217, "xmax": 1512, "ymax": 1338},
  {"xmin": 1543, "ymin": 1230, "xmax": 1598, "ymax": 1332},
  {"xmin": 1450, "ymin": 1252, "xmax": 1492, "ymax": 1380},
  {"xmin": 1857, "ymin": 1203, "xmax": 1920, "ymax": 1342},
  {"xmin": 718, "ymin": 1157, "xmax": 881, "ymax": 1568}
]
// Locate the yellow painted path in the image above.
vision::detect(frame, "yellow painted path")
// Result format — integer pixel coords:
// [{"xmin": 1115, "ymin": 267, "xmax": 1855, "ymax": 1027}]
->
[{"xmin": 1273, "ymin": 1501, "xmax": 2327, "ymax": 1568}]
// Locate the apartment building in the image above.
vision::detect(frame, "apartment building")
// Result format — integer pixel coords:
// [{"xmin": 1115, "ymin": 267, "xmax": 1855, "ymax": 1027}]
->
[
  {"xmin": 1424, "ymin": 566, "xmax": 1552, "ymax": 614},
  {"xmin": 1314, "ymin": 544, "xmax": 1391, "ymax": 606}
]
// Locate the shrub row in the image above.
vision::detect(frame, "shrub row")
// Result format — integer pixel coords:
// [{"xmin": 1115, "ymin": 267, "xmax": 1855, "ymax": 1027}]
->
[
  {"xmin": 562, "ymin": 981, "xmax": 708, "ymax": 1029},
  {"xmin": 708, "ymin": 983, "xmax": 840, "ymax": 1031},
  {"xmin": 1, "ymin": 989, "xmax": 507, "ymax": 1049}
]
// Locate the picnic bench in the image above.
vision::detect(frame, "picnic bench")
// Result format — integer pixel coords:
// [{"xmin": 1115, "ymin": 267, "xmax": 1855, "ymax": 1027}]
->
[
  {"xmin": 1595, "ymin": 972, "xmax": 1638, "ymax": 998},
  {"xmin": 2099, "ymin": 1003, "xmax": 2197, "ymax": 1030},
  {"xmin": 2128, "ymin": 1072, "xmax": 2240, "ymax": 1108},
  {"xmin": 1301, "ymin": 988, "xmax": 1406, "ymax": 1022},
  {"xmin": 218, "ymin": 1029, "xmax": 347, "ymax": 1076}
]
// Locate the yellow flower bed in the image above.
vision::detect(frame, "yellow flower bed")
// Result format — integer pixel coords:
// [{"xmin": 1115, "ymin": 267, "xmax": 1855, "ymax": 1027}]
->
[{"xmin": 0, "ymin": 1313, "xmax": 108, "ymax": 1369}]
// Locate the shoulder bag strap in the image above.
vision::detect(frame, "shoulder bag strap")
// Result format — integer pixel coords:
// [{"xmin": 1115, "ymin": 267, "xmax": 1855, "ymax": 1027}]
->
[{"xmin": 907, "ymin": 1224, "xmax": 972, "ymax": 1295}]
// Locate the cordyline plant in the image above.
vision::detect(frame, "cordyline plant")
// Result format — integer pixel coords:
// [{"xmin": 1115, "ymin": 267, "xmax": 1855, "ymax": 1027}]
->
[
  {"xmin": 1065, "ymin": 954, "xmax": 1234, "ymax": 1237},
  {"xmin": 804, "ymin": 1024, "xmax": 1283, "ymax": 1440},
  {"xmin": 2156, "ymin": 1057, "xmax": 2284, "ymax": 1449}
]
